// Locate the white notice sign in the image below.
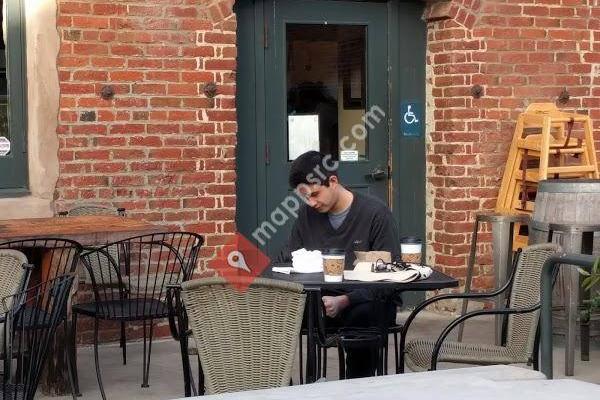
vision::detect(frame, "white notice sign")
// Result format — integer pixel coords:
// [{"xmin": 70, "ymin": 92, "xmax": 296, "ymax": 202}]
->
[
  {"xmin": 340, "ymin": 150, "xmax": 359, "ymax": 162},
  {"xmin": 0, "ymin": 137, "xmax": 10, "ymax": 156},
  {"xmin": 288, "ymin": 114, "xmax": 319, "ymax": 160}
]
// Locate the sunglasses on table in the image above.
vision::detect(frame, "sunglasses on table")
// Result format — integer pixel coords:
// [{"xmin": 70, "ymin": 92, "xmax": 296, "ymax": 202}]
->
[{"xmin": 370, "ymin": 259, "xmax": 412, "ymax": 273}]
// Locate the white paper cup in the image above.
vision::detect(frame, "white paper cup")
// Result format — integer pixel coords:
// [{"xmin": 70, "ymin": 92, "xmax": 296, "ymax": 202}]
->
[
  {"xmin": 400, "ymin": 238, "xmax": 422, "ymax": 264},
  {"xmin": 322, "ymin": 251, "xmax": 345, "ymax": 282}
]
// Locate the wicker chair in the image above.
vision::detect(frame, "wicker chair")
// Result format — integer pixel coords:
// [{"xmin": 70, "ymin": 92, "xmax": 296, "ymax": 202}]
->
[
  {"xmin": 0, "ymin": 249, "xmax": 30, "ymax": 359},
  {"xmin": 400, "ymin": 243, "xmax": 561, "ymax": 372},
  {"xmin": 74, "ymin": 232, "xmax": 203, "ymax": 400},
  {"xmin": 0, "ymin": 250, "xmax": 30, "ymax": 304},
  {"xmin": 66, "ymin": 203, "xmax": 126, "ymax": 217},
  {"xmin": 180, "ymin": 277, "xmax": 306, "ymax": 395},
  {"xmin": 1, "ymin": 275, "xmax": 76, "ymax": 400}
]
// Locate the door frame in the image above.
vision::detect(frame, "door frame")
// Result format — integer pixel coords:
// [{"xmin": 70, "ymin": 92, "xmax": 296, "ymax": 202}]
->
[
  {"xmin": 235, "ymin": 0, "xmax": 427, "ymax": 279},
  {"xmin": 262, "ymin": 0, "xmax": 390, "ymax": 256}
]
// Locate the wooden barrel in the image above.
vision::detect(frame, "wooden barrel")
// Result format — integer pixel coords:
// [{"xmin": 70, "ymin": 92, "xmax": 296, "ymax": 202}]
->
[{"xmin": 529, "ymin": 179, "xmax": 600, "ymax": 245}]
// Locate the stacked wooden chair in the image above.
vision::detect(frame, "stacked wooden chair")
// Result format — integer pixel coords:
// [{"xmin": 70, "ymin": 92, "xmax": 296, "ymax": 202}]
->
[{"xmin": 496, "ymin": 103, "xmax": 599, "ymax": 246}]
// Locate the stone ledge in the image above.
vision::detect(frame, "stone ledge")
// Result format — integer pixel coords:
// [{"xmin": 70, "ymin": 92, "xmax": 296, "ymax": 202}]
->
[
  {"xmin": 0, "ymin": 196, "xmax": 53, "ymax": 219},
  {"xmin": 424, "ymin": 0, "xmax": 453, "ymax": 23}
]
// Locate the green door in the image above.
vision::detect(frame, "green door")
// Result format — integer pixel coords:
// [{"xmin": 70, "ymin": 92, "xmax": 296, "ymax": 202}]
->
[{"xmin": 262, "ymin": 0, "xmax": 389, "ymax": 257}]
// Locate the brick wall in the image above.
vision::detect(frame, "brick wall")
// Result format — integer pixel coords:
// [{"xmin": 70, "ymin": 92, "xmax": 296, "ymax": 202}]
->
[
  {"xmin": 53, "ymin": 0, "xmax": 600, "ymax": 334},
  {"xmin": 56, "ymin": 0, "xmax": 237, "ymax": 267},
  {"xmin": 426, "ymin": 0, "xmax": 600, "ymax": 293},
  {"xmin": 56, "ymin": 0, "xmax": 237, "ymax": 340}
]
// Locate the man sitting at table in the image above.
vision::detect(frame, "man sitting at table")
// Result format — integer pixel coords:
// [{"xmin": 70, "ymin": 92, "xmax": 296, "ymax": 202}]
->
[{"xmin": 277, "ymin": 150, "xmax": 400, "ymax": 378}]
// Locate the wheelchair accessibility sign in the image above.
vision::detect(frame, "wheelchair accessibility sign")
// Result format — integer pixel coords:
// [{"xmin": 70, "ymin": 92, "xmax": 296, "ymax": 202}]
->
[{"xmin": 400, "ymin": 101, "xmax": 422, "ymax": 137}]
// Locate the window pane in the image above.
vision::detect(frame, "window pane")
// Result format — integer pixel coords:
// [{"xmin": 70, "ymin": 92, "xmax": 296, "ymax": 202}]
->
[{"xmin": 286, "ymin": 24, "xmax": 367, "ymax": 161}]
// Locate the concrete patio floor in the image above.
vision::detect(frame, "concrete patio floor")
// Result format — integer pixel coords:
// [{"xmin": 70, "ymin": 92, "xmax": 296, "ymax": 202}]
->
[{"xmin": 38, "ymin": 311, "xmax": 600, "ymax": 399}]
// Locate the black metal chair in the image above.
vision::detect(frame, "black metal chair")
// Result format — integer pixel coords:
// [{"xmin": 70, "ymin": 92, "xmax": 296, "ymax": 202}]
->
[
  {"xmin": 0, "ymin": 239, "xmax": 82, "ymax": 396},
  {"xmin": 74, "ymin": 232, "xmax": 203, "ymax": 400},
  {"xmin": 64, "ymin": 204, "xmax": 131, "ymax": 376},
  {"xmin": 300, "ymin": 288, "xmax": 397, "ymax": 382},
  {"xmin": 399, "ymin": 244, "xmax": 560, "ymax": 372},
  {"xmin": 1, "ymin": 275, "xmax": 76, "ymax": 400},
  {"xmin": 167, "ymin": 284, "xmax": 201, "ymax": 397}
]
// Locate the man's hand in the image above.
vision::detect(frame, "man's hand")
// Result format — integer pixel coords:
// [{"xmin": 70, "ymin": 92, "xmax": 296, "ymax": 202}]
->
[{"xmin": 322, "ymin": 295, "xmax": 350, "ymax": 318}]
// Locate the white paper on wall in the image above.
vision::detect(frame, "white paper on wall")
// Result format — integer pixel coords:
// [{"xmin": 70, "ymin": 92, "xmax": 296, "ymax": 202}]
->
[{"xmin": 288, "ymin": 114, "xmax": 319, "ymax": 160}]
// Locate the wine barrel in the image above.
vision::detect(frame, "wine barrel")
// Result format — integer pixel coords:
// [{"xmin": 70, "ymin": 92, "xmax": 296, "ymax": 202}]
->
[
  {"xmin": 529, "ymin": 179, "xmax": 600, "ymax": 245},
  {"xmin": 528, "ymin": 179, "xmax": 600, "ymax": 377}
]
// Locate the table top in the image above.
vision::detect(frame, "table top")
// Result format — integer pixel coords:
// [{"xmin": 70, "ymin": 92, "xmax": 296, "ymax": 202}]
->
[
  {"xmin": 175, "ymin": 366, "xmax": 599, "ymax": 400},
  {"xmin": 0, "ymin": 215, "xmax": 162, "ymax": 246},
  {"xmin": 262, "ymin": 264, "xmax": 458, "ymax": 291}
]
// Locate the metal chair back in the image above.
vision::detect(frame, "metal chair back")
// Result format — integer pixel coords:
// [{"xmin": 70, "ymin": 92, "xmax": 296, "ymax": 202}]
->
[
  {"xmin": 0, "ymin": 239, "xmax": 82, "ymax": 283},
  {"xmin": 80, "ymin": 232, "xmax": 203, "ymax": 319},
  {"xmin": 66, "ymin": 204, "xmax": 124, "ymax": 285},
  {"xmin": 1, "ymin": 275, "xmax": 75, "ymax": 400}
]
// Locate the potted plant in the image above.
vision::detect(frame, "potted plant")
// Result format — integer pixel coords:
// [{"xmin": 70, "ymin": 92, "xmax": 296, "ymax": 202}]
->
[{"xmin": 579, "ymin": 257, "xmax": 600, "ymax": 360}]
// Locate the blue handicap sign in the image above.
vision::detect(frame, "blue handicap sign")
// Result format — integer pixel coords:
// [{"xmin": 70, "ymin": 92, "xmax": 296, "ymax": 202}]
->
[{"xmin": 400, "ymin": 101, "xmax": 422, "ymax": 137}]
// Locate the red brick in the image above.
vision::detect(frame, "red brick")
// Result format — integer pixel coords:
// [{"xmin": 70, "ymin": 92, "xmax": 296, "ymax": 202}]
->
[
  {"xmin": 110, "ymin": 71, "xmax": 144, "ymax": 81},
  {"xmin": 93, "ymin": 163, "xmax": 127, "ymax": 173},
  {"xmin": 164, "ymin": 161, "xmax": 196, "ymax": 172},
  {"xmin": 61, "ymin": 2, "xmax": 91, "ymax": 14},
  {"xmin": 93, "ymin": 3, "xmax": 126, "ymax": 15},
  {"xmin": 91, "ymin": 57, "xmax": 125, "ymax": 68},
  {"xmin": 112, "ymin": 149, "xmax": 145, "ymax": 159},
  {"xmin": 111, "ymin": 176, "xmax": 145, "ymax": 187},
  {"xmin": 167, "ymin": 84, "xmax": 198, "ymax": 95},
  {"xmin": 74, "ymin": 150, "xmax": 110, "ymax": 160},
  {"xmin": 71, "ymin": 16, "xmax": 109, "ymax": 29},
  {"xmin": 133, "ymin": 84, "xmax": 167, "ymax": 95},
  {"xmin": 109, "ymin": 124, "xmax": 145, "ymax": 135}
]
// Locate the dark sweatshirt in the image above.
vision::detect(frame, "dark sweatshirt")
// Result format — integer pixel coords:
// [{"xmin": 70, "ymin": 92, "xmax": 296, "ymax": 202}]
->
[{"xmin": 278, "ymin": 190, "xmax": 400, "ymax": 304}]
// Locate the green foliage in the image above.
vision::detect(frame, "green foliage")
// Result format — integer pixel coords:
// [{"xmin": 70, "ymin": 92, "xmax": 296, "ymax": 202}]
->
[
  {"xmin": 581, "ymin": 257, "xmax": 600, "ymax": 291},
  {"xmin": 580, "ymin": 257, "xmax": 600, "ymax": 323}
]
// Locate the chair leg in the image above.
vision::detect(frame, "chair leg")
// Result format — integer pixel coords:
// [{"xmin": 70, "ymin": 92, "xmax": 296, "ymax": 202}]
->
[
  {"xmin": 141, "ymin": 320, "xmax": 154, "ymax": 388},
  {"xmin": 197, "ymin": 357, "xmax": 205, "ymax": 396},
  {"xmin": 179, "ymin": 334, "xmax": 192, "ymax": 397},
  {"xmin": 316, "ymin": 343, "xmax": 322, "ymax": 378},
  {"xmin": 378, "ymin": 337, "xmax": 385, "ymax": 376},
  {"xmin": 322, "ymin": 346, "xmax": 327, "ymax": 378},
  {"xmin": 393, "ymin": 332, "xmax": 399, "ymax": 374},
  {"xmin": 121, "ymin": 321, "xmax": 127, "ymax": 365},
  {"xmin": 298, "ymin": 334, "xmax": 304, "ymax": 384},
  {"xmin": 383, "ymin": 334, "xmax": 388, "ymax": 375},
  {"xmin": 337, "ymin": 343, "xmax": 346, "ymax": 380},
  {"xmin": 93, "ymin": 318, "xmax": 107, "ymax": 400},
  {"xmin": 70, "ymin": 312, "xmax": 81, "ymax": 396},
  {"xmin": 65, "ymin": 321, "xmax": 78, "ymax": 400}
]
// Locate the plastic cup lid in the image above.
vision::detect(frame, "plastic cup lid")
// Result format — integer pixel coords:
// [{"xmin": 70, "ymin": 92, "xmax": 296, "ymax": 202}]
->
[
  {"xmin": 400, "ymin": 236, "xmax": 422, "ymax": 244},
  {"xmin": 322, "ymin": 248, "xmax": 345, "ymax": 256}
]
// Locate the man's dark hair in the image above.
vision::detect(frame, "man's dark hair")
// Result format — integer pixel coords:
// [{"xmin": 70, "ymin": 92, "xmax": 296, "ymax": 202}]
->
[{"xmin": 288, "ymin": 151, "xmax": 338, "ymax": 188}]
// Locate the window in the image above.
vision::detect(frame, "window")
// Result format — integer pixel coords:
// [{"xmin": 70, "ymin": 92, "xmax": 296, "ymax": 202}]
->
[{"xmin": 0, "ymin": 0, "xmax": 27, "ymax": 193}]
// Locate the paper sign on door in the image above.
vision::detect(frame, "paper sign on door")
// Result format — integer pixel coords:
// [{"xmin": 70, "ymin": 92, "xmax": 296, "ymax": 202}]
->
[{"xmin": 288, "ymin": 114, "xmax": 319, "ymax": 160}]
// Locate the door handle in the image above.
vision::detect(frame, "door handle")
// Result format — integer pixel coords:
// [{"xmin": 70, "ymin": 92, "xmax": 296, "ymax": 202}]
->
[{"xmin": 366, "ymin": 166, "xmax": 388, "ymax": 181}]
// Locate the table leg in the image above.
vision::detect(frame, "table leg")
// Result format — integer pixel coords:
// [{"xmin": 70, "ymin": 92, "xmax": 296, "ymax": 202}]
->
[
  {"xmin": 561, "ymin": 230, "xmax": 583, "ymax": 376},
  {"xmin": 580, "ymin": 232, "xmax": 594, "ymax": 363},
  {"xmin": 491, "ymin": 220, "xmax": 514, "ymax": 346},
  {"xmin": 305, "ymin": 290, "xmax": 318, "ymax": 383}
]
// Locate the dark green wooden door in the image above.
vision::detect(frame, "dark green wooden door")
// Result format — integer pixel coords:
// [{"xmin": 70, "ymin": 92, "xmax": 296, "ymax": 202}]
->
[{"xmin": 262, "ymin": 0, "xmax": 389, "ymax": 257}]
